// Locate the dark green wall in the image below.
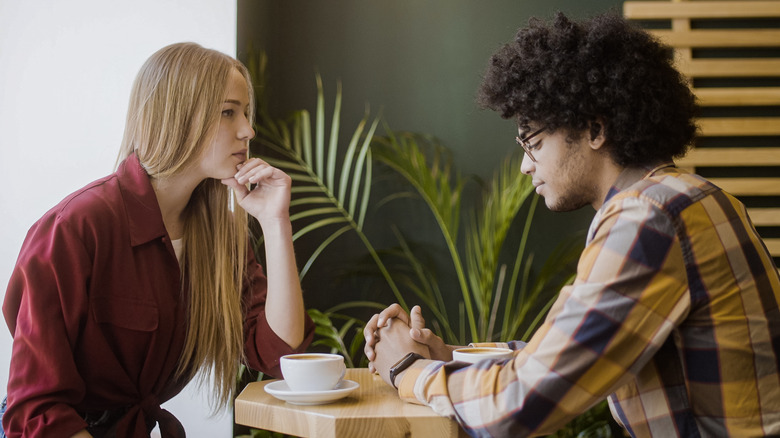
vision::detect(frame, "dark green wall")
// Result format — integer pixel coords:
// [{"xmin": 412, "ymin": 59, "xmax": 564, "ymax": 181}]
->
[{"xmin": 237, "ymin": 1, "xmax": 624, "ymax": 315}]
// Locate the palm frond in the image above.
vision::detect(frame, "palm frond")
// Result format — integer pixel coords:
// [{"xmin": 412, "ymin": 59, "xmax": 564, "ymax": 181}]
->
[
  {"xmin": 508, "ymin": 233, "xmax": 584, "ymax": 341},
  {"xmin": 372, "ymin": 131, "xmax": 477, "ymax": 341},
  {"xmin": 388, "ymin": 227, "xmax": 459, "ymax": 343},
  {"xmin": 373, "ymin": 130, "xmax": 580, "ymax": 344},
  {"xmin": 465, "ymin": 150, "xmax": 535, "ymax": 340},
  {"xmin": 251, "ymin": 74, "xmax": 406, "ymax": 308}
]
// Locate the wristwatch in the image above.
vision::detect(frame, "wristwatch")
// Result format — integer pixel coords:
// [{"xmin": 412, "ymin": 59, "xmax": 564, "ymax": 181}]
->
[{"xmin": 389, "ymin": 352, "xmax": 424, "ymax": 389}]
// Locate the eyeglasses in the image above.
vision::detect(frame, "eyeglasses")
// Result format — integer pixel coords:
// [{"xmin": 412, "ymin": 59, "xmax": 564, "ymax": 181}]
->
[{"xmin": 515, "ymin": 127, "xmax": 545, "ymax": 163}]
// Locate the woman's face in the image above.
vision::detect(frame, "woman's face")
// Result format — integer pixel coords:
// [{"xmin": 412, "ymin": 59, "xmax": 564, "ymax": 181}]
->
[{"xmin": 196, "ymin": 68, "xmax": 254, "ymax": 180}]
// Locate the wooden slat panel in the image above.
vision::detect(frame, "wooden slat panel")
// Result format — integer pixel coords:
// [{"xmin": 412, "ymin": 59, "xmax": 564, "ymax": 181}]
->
[
  {"xmin": 625, "ymin": 0, "xmax": 780, "ymax": 267},
  {"xmin": 698, "ymin": 118, "xmax": 780, "ymax": 136},
  {"xmin": 677, "ymin": 59, "xmax": 780, "ymax": 77},
  {"xmin": 624, "ymin": 1, "xmax": 780, "ymax": 19},
  {"xmin": 766, "ymin": 238, "xmax": 780, "ymax": 257},
  {"xmin": 652, "ymin": 30, "xmax": 780, "ymax": 48},
  {"xmin": 708, "ymin": 178, "xmax": 780, "ymax": 196},
  {"xmin": 748, "ymin": 208, "xmax": 780, "ymax": 226},
  {"xmin": 694, "ymin": 88, "xmax": 780, "ymax": 106},
  {"xmin": 680, "ymin": 148, "xmax": 780, "ymax": 166},
  {"xmin": 672, "ymin": 16, "xmax": 693, "ymax": 61}
]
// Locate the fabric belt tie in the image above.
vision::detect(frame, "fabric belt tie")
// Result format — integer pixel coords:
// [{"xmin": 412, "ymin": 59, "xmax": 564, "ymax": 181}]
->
[{"xmin": 114, "ymin": 394, "xmax": 185, "ymax": 438}]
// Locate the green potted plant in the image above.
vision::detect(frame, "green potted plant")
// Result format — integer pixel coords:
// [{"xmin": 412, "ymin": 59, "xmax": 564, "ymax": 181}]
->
[{"xmin": 238, "ymin": 50, "xmax": 619, "ymax": 438}]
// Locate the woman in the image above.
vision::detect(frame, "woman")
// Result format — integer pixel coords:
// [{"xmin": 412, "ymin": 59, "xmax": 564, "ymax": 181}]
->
[{"xmin": 1, "ymin": 42, "xmax": 314, "ymax": 437}]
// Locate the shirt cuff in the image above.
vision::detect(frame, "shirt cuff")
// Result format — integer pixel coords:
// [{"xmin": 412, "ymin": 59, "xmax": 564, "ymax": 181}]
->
[
  {"xmin": 396, "ymin": 359, "xmax": 443, "ymax": 405},
  {"xmin": 249, "ymin": 312, "xmax": 315, "ymax": 378}
]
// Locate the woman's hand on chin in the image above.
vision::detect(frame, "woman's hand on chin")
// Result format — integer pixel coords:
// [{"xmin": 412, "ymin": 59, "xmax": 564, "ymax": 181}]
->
[{"xmin": 221, "ymin": 158, "xmax": 292, "ymax": 225}]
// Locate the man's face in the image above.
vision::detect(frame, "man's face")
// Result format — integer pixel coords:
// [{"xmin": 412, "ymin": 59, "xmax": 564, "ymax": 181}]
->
[{"xmin": 518, "ymin": 126, "xmax": 597, "ymax": 212}]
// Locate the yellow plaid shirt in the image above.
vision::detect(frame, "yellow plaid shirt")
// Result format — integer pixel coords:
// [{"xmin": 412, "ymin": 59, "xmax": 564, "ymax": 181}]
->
[{"xmin": 397, "ymin": 164, "xmax": 780, "ymax": 437}]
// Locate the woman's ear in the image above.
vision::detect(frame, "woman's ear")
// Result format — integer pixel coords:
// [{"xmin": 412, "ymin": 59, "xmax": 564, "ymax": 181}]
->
[{"xmin": 588, "ymin": 119, "xmax": 607, "ymax": 150}]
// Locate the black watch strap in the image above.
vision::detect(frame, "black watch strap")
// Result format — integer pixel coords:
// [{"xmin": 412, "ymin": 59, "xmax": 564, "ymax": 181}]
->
[{"xmin": 389, "ymin": 352, "xmax": 424, "ymax": 389}]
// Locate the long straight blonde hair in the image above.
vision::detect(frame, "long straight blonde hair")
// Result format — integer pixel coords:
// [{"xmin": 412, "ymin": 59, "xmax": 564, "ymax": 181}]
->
[{"xmin": 117, "ymin": 42, "xmax": 255, "ymax": 410}]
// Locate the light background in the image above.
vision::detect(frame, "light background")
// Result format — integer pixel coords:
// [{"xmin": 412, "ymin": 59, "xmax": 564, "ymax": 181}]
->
[{"xmin": 0, "ymin": 0, "xmax": 237, "ymax": 435}]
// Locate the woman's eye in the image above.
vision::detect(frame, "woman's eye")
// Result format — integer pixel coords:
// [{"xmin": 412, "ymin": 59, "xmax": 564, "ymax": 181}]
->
[{"xmin": 222, "ymin": 109, "xmax": 234, "ymax": 117}]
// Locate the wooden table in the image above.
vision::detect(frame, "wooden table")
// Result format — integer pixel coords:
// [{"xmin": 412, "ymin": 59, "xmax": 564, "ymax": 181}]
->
[{"xmin": 235, "ymin": 368, "xmax": 468, "ymax": 438}]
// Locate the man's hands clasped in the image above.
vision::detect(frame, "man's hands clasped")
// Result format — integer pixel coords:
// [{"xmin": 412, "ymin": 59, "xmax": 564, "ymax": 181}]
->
[{"xmin": 364, "ymin": 304, "xmax": 456, "ymax": 387}]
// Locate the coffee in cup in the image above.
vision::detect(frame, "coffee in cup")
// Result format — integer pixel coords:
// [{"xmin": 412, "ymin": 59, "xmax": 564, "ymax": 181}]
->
[
  {"xmin": 280, "ymin": 353, "xmax": 346, "ymax": 391},
  {"xmin": 452, "ymin": 347, "xmax": 514, "ymax": 364}
]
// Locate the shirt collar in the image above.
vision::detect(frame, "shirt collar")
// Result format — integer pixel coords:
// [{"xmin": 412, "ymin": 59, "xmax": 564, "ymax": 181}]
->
[
  {"xmin": 602, "ymin": 162, "xmax": 676, "ymax": 205},
  {"xmin": 117, "ymin": 153, "xmax": 168, "ymax": 246}
]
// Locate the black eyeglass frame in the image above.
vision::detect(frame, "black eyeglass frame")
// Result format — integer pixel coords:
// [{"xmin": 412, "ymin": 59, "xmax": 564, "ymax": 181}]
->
[{"xmin": 515, "ymin": 127, "xmax": 546, "ymax": 162}]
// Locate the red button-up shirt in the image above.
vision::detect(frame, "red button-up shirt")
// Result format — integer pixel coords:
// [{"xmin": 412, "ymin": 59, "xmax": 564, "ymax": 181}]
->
[{"xmin": 3, "ymin": 154, "xmax": 315, "ymax": 437}]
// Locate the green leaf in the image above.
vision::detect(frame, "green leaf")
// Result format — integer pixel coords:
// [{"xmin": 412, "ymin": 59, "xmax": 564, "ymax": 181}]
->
[
  {"xmin": 372, "ymin": 131, "xmax": 476, "ymax": 342},
  {"xmin": 252, "ymin": 74, "xmax": 407, "ymax": 307},
  {"xmin": 300, "ymin": 225, "xmax": 352, "ymax": 280}
]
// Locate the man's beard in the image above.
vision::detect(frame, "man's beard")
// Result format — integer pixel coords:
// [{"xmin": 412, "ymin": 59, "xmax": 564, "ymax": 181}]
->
[{"xmin": 545, "ymin": 190, "xmax": 591, "ymax": 212}]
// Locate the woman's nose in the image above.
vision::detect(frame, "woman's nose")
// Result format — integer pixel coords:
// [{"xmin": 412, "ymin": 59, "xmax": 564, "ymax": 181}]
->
[{"xmin": 240, "ymin": 121, "xmax": 255, "ymax": 141}]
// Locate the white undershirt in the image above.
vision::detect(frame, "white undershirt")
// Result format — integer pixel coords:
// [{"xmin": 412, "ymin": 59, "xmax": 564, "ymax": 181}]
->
[{"xmin": 171, "ymin": 238, "xmax": 183, "ymax": 265}]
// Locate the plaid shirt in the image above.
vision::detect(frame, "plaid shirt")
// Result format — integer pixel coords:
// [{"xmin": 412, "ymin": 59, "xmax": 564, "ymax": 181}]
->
[{"xmin": 397, "ymin": 164, "xmax": 780, "ymax": 437}]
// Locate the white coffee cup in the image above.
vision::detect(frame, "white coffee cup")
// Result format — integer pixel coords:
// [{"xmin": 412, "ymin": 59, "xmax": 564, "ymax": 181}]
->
[
  {"xmin": 280, "ymin": 353, "xmax": 346, "ymax": 391},
  {"xmin": 452, "ymin": 347, "xmax": 514, "ymax": 364}
]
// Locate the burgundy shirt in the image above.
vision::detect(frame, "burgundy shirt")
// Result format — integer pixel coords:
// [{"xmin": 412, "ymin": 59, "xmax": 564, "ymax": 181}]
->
[{"xmin": 2, "ymin": 154, "xmax": 314, "ymax": 437}]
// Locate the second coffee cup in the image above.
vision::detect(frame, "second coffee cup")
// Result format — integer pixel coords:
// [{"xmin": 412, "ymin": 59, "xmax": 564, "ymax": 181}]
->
[{"xmin": 452, "ymin": 347, "xmax": 514, "ymax": 364}]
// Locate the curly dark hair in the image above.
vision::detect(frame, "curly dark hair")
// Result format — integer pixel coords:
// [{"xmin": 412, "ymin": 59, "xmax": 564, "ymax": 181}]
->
[{"xmin": 477, "ymin": 12, "xmax": 698, "ymax": 167}]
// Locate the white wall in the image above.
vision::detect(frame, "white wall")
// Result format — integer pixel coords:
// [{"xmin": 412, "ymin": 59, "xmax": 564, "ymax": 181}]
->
[{"xmin": 0, "ymin": 0, "xmax": 237, "ymax": 435}]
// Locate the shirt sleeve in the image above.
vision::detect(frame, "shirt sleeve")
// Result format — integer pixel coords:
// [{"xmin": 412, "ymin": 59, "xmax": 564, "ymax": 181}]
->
[
  {"xmin": 2, "ymin": 214, "xmax": 92, "ymax": 437},
  {"xmin": 396, "ymin": 196, "xmax": 691, "ymax": 436},
  {"xmin": 242, "ymin": 246, "xmax": 315, "ymax": 378}
]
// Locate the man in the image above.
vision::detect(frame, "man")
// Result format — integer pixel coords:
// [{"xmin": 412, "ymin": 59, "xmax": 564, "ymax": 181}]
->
[{"xmin": 364, "ymin": 12, "xmax": 780, "ymax": 438}]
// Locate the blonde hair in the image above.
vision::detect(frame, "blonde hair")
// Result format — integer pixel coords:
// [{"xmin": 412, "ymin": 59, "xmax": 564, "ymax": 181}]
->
[{"xmin": 118, "ymin": 42, "xmax": 255, "ymax": 411}]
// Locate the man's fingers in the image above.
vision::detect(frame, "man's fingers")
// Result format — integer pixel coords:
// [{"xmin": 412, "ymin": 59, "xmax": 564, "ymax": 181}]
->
[
  {"xmin": 364, "ymin": 314, "xmax": 380, "ymax": 341},
  {"xmin": 364, "ymin": 313, "xmax": 382, "ymax": 361},
  {"xmin": 377, "ymin": 303, "xmax": 409, "ymax": 327},
  {"xmin": 365, "ymin": 338, "xmax": 378, "ymax": 360},
  {"xmin": 410, "ymin": 305, "xmax": 425, "ymax": 331},
  {"xmin": 364, "ymin": 304, "xmax": 415, "ymax": 369},
  {"xmin": 410, "ymin": 327, "xmax": 434, "ymax": 344}
]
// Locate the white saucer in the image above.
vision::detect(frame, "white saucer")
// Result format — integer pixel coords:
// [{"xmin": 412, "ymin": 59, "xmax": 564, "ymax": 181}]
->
[{"xmin": 264, "ymin": 379, "xmax": 359, "ymax": 405}]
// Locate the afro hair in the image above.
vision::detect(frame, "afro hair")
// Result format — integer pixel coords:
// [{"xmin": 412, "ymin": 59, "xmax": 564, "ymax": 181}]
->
[{"xmin": 478, "ymin": 12, "xmax": 698, "ymax": 167}]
